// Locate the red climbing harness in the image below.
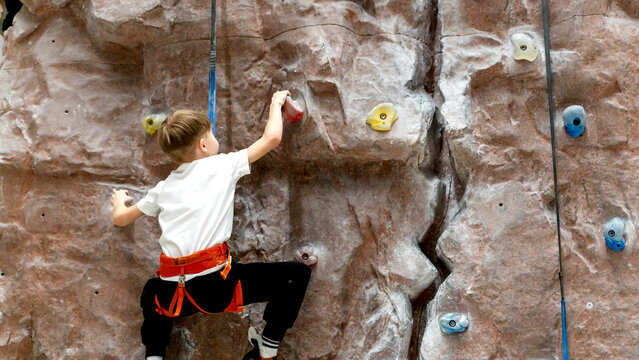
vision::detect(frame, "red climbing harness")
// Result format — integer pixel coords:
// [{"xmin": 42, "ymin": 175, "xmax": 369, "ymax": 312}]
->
[{"xmin": 154, "ymin": 242, "xmax": 244, "ymax": 317}]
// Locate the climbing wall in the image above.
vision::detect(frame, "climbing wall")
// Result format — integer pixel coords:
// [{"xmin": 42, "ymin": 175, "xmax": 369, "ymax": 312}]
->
[{"xmin": 0, "ymin": 0, "xmax": 638, "ymax": 359}]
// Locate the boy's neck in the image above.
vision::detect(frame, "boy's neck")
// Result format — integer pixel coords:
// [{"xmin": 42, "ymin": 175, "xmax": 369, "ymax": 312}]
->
[{"xmin": 180, "ymin": 152, "xmax": 217, "ymax": 164}]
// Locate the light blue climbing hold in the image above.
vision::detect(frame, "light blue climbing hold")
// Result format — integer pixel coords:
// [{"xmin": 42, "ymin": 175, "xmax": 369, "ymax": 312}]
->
[
  {"xmin": 604, "ymin": 217, "xmax": 626, "ymax": 252},
  {"xmin": 438, "ymin": 313, "xmax": 469, "ymax": 334},
  {"xmin": 563, "ymin": 105, "xmax": 586, "ymax": 138}
]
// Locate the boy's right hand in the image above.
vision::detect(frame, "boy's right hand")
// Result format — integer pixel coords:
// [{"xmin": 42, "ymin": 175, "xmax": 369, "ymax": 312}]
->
[
  {"xmin": 270, "ymin": 90, "xmax": 291, "ymax": 109},
  {"xmin": 111, "ymin": 189, "xmax": 133, "ymax": 208},
  {"xmin": 111, "ymin": 189, "xmax": 144, "ymax": 226}
]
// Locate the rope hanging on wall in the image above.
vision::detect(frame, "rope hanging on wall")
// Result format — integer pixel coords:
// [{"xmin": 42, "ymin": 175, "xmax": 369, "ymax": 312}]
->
[
  {"xmin": 209, "ymin": 0, "xmax": 217, "ymax": 136},
  {"xmin": 541, "ymin": 1, "xmax": 570, "ymax": 359}
]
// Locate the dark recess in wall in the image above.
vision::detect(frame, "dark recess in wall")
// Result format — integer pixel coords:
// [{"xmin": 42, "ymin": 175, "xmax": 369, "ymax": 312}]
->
[{"xmin": 2, "ymin": 0, "xmax": 23, "ymax": 32}]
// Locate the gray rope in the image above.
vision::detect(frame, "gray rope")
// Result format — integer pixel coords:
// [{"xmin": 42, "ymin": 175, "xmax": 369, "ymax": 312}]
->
[{"xmin": 541, "ymin": 1, "xmax": 570, "ymax": 358}]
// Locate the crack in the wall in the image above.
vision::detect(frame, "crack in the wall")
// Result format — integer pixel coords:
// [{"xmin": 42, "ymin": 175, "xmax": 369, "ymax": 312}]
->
[
  {"xmin": 219, "ymin": 22, "xmax": 430, "ymax": 46},
  {"xmin": 407, "ymin": 0, "xmax": 449, "ymax": 358},
  {"xmin": 551, "ymin": 13, "xmax": 609, "ymax": 27},
  {"xmin": 1, "ymin": 60, "xmax": 143, "ymax": 71},
  {"xmin": 440, "ymin": 31, "xmax": 489, "ymax": 39}
]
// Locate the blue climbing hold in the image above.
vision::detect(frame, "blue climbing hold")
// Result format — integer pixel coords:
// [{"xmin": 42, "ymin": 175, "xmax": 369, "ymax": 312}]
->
[
  {"xmin": 604, "ymin": 217, "xmax": 625, "ymax": 252},
  {"xmin": 438, "ymin": 313, "xmax": 469, "ymax": 334},
  {"xmin": 563, "ymin": 105, "xmax": 586, "ymax": 138}
]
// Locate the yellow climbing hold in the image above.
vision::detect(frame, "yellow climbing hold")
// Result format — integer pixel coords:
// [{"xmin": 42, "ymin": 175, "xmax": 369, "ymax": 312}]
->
[
  {"xmin": 142, "ymin": 113, "xmax": 167, "ymax": 135},
  {"xmin": 365, "ymin": 103, "xmax": 399, "ymax": 132}
]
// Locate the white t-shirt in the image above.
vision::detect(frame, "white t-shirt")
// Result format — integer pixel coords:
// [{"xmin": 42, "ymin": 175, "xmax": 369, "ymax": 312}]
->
[{"xmin": 137, "ymin": 149, "xmax": 250, "ymax": 281}]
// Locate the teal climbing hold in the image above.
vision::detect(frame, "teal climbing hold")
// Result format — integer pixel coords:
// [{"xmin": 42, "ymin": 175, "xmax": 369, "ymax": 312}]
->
[
  {"xmin": 438, "ymin": 313, "xmax": 469, "ymax": 334},
  {"xmin": 563, "ymin": 105, "xmax": 586, "ymax": 138},
  {"xmin": 604, "ymin": 217, "xmax": 626, "ymax": 252}
]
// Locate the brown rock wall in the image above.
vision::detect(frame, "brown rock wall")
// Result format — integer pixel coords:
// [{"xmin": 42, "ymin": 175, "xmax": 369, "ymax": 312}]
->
[{"xmin": 3, "ymin": 0, "xmax": 638, "ymax": 359}]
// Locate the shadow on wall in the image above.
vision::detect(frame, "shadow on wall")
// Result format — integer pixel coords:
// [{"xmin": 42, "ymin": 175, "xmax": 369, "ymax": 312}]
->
[{"xmin": 1, "ymin": 0, "xmax": 22, "ymax": 33}]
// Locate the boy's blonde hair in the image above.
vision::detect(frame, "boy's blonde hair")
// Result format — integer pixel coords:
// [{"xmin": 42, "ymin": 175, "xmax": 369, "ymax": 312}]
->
[{"xmin": 158, "ymin": 109, "xmax": 212, "ymax": 162}]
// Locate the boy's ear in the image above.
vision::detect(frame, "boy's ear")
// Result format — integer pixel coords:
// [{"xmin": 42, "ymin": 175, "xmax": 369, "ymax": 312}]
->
[{"xmin": 198, "ymin": 138, "xmax": 206, "ymax": 152}]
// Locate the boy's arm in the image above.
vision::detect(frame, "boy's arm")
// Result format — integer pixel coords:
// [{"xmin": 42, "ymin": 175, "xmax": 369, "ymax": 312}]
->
[
  {"xmin": 246, "ymin": 90, "xmax": 290, "ymax": 164},
  {"xmin": 111, "ymin": 189, "xmax": 144, "ymax": 226}
]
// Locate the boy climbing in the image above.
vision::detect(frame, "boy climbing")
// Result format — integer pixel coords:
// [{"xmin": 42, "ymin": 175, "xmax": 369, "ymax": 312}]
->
[{"xmin": 110, "ymin": 90, "xmax": 311, "ymax": 360}]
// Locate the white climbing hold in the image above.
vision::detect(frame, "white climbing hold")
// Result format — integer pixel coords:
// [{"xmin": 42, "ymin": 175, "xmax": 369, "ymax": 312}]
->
[{"xmin": 511, "ymin": 33, "xmax": 538, "ymax": 62}]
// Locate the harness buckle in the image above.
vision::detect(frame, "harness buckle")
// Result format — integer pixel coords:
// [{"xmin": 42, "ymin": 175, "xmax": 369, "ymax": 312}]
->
[{"xmin": 178, "ymin": 274, "xmax": 186, "ymax": 285}]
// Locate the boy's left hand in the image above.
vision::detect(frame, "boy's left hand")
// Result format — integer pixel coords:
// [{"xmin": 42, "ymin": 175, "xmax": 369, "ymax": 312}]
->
[{"xmin": 111, "ymin": 189, "xmax": 133, "ymax": 207}]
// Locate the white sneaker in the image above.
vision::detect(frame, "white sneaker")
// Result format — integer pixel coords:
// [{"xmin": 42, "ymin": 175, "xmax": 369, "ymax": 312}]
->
[{"xmin": 248, "ymin": 327, "xmax": 279, "ymax": 359}]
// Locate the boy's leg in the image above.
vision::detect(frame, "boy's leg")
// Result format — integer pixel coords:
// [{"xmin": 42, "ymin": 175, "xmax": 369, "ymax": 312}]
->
[
  {"xmin": 236, "ymin": 262, "xmax": 311, "ymax": 356},
  {"xmin": 140, "ymin": 278, "xmax": 175, "ymax": 358}
]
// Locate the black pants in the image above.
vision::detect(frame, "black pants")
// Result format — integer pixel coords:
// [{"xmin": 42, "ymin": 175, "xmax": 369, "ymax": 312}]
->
[{"xmin": 140, "ymin": 261, "xmax": 311, "ymax": 357}]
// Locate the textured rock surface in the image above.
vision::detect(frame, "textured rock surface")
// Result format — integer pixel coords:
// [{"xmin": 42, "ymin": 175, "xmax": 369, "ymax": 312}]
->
[
  {"xmin": 1, "ymin": 0, "xmax": 639, "ymax": 359},
  {"xmin": 424, "ymin": 1, "xmax": 639, "ymax": 359}
]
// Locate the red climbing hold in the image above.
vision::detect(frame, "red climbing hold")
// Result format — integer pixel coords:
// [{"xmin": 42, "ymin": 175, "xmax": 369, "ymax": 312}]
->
[{"xmin": 282, "ymin": 96, "xmax": 304, "ymax": 122}]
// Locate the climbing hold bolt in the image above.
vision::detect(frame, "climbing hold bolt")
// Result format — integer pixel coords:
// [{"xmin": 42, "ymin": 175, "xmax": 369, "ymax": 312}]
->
[
  {"xmin": 365, "ymin": 103, "xmax": 399, "ymax": 131},
  {"xmin": 604, "ymin": 217, "xmax": 626, "ymax": 252},
  {"xmin": 296, "ymin": 245, "xmax": 318, "ymax": 266},
  {"xmin": 510, "ymin": 33, "xmax": 538, "ymax": 62},
  {"xmin": 142, "ymin": 113, "xmax": 168, "ymax": 135},
  {"xmin": 438, "ymin": 313, "xmax": 469, "ymax": 334}
]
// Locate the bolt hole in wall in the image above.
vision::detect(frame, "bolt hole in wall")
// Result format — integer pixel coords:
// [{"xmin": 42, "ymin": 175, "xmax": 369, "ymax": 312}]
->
[
  {"xmin": 41, "ymin": 213, "xmax": 45, "ymax": 218},
  {"xmin": 1, "ymin": 0, "xmax": 23, "ymax": 32},
  {"xmin": 95, "ymin": 291, "xmax": 99, "ymax": 295}
]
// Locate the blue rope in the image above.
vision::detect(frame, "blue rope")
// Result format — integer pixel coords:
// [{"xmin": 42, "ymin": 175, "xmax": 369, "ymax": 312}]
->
[
  {"xmin": 562, "ymin": 299, "xmax": 569, "ymax": 359},
  {"xmin": 208, "ymin": 0, "xmax": 216, "ymax": 136},
  {"xmin": 541, "ymin": 1, "xmax": 569, "ymax": 358}
]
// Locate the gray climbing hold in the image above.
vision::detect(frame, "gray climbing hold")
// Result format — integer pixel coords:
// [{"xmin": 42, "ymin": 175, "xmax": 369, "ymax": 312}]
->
[{"xmin": 296, "ymin": 245, "xmax": 318, "ymax": 266}]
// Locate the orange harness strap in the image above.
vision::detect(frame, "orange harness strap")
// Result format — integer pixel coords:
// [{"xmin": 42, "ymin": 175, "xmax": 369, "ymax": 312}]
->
[{"xmin": 154, "ymin": 243, "xmax": 243, "ymax": 318}]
